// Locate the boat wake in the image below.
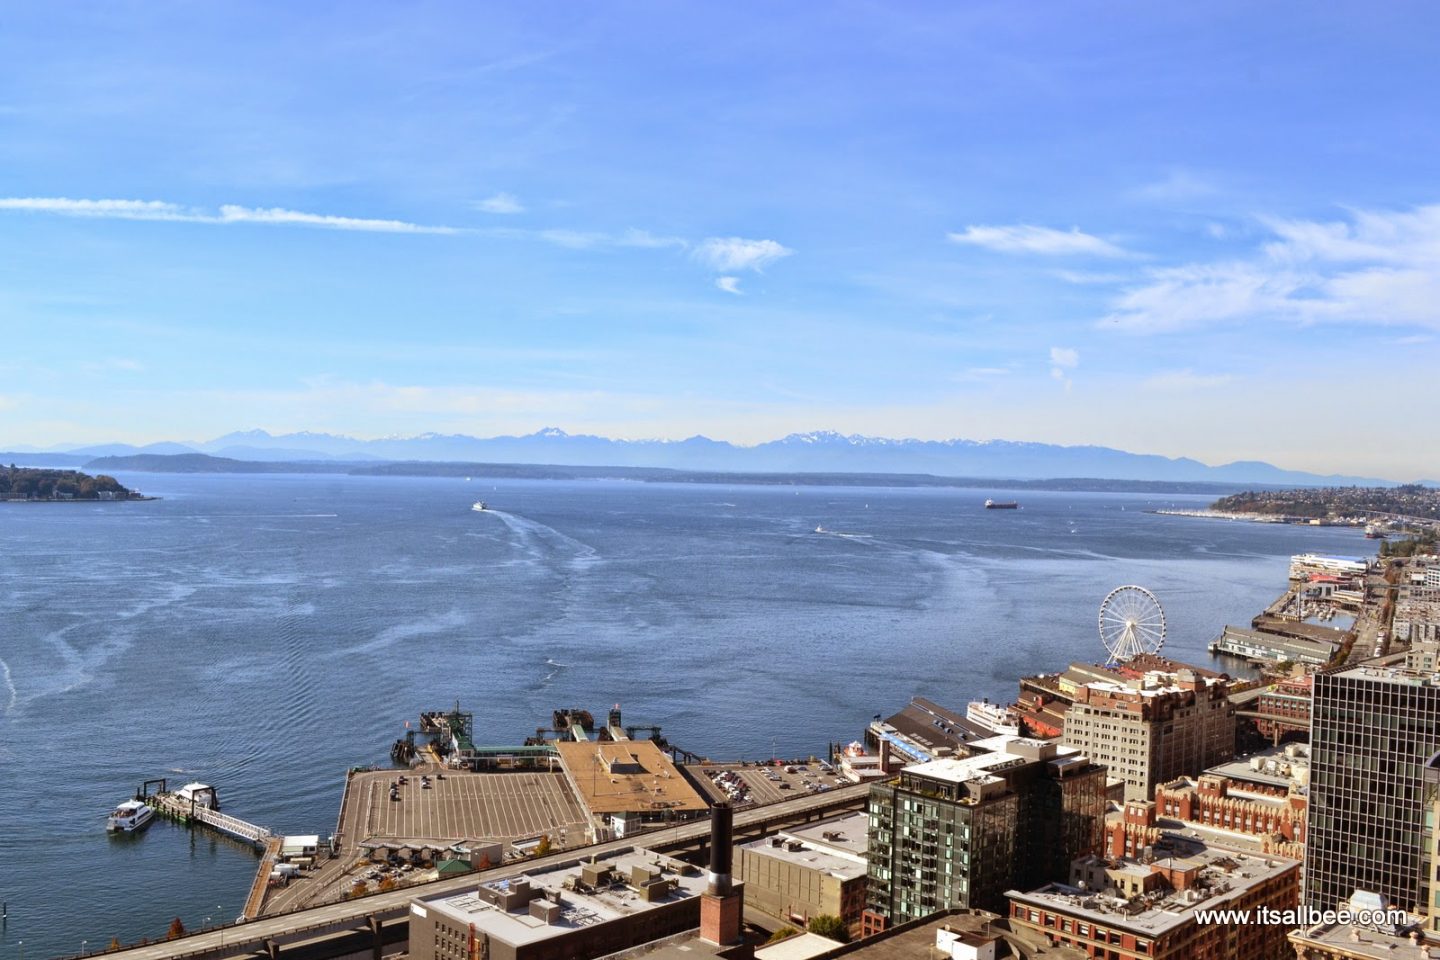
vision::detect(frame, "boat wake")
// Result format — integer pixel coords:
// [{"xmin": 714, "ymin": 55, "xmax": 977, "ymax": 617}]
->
[
  {"xmin": 814, "ymin": 526, "xmax": 874, "ymax": 540},
  {"xmin": 341, "ymin": 609, "xmax": 470, "ymax": 656},
  {"xmin": 490, "ymin": 510, "xmax": 599, "ymax": 572},
  {"xmin": 0, "ymin": 656, "xmax": 16, "ymax": 715}
]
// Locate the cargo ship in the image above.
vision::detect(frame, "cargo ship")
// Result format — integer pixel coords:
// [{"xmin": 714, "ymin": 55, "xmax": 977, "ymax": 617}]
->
[{"xmin": 984, "ymin": 499, "xmax": 1019, "ymax": 509}]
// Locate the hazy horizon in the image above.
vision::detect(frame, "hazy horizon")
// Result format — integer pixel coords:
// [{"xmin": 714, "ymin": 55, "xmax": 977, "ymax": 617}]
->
[{"xmin": 4, "ymin": 423, "xmax": 1424, "ymax": 486}]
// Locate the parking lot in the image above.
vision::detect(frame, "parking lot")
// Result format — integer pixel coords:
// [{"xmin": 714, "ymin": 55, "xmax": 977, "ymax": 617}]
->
[
  {"xmin": 685, "ymin": 760, "xmax": 850, "ymax": 808},
  {"xmin": 357, "ymin": 770, "xmax": 589, "ymax": 846}
]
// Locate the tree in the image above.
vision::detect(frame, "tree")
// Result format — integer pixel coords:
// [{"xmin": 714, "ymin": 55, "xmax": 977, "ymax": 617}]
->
[
  {"xmin": 807, "ymin": 915, "xmax": 851, "ymax": 943},
  {"xmin": 348, "ymin": 879, "xmax": 369, "ymax": 899},
  {"xmin": 107, "ymin": 937, "xmax": 121, "ymax": 952},
  {"xmin": 378, "ymin": 876, "xmax": 398, "ymax": 892},
  {"xmin": 766, "ymin": 927, "xmax": 799, "ymax": 944},
  {"xmin": 534, "ymin": 834, "xmax": 552, "ymax": 857},
  {"xmin": 166, "ymin": 917, "xmax": 186, "ymax": 940}
]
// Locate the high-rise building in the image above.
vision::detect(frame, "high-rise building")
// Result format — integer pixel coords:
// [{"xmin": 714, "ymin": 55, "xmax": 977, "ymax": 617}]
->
[
  {"xmin": 863, "ymin": 736, "xmax": 1106, "ymax": 934},
  {"xmin": 1305, "ymin": 643, "xmax": 1440, "ymax": 914},
  {"xmin": 1062, "ymin": 665, "xmax": 1235, "ymax": 801}
]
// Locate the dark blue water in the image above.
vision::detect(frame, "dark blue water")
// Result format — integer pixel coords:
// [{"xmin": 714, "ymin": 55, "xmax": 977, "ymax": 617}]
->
[{"xmin": 0, "ymin": 473, "xmax": 1367, "ymax": 956}]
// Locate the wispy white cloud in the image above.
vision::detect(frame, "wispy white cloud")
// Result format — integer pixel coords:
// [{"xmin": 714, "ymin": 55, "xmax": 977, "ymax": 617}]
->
[
  {"xmin": 0, "ymin": 197, "xmax": 192, "ymax": 220},
  {"xmin": 1142, "ymin": 369, "xmax": 1234, "ymax": 391},
  {"xmin": 536, "ymin": 228, "xmax": 608, "ymax": 249},
  {"xmin": 1049, "ymin": 346, "xmax": 1078, "ymax": 391},
  {"xmin": 616, "ymin": 228, "xmax": 687, "ymax": 250},
  {"xmin": 0, "ymin": 196, "xmax": 461, "ymax": 234},
  {"xmin": 1, "ymin": 195, "xmax": 789, "ymax": 290},
  {"xmin": 1055, "ymin": 269, "xmax": 1129, "ymax": 285},
  {"xmin": 215, "ymin": 205, "xmax": 460, "ymax": 234},
  {"xmin": 949, "ymin": 224, "xmax": 1129, "ymax": 258},
  {"xmin": 1130, "ymin": 170, "xmax": 1219, "ymax": 203},
  {"xmin": 532, "ymin": 227, "xmax": 687, "ymax": 250},
  {"xmin": 1105, "ymin": 203, "xmax": 1440, "ymax": 332},
  {"xmin": 476, "ymin": 192, "xmax": 525, "ymax": 214},
  {"xmin": 952, "ymin": 366, "xmax": 1010, "ymax": 383},
  {"xmin": 693, "ymin": 237, "xmax": 793, "ymax": 272}
]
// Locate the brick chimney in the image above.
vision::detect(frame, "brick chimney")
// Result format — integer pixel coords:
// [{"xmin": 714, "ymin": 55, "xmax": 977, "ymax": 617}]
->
[{"xmin": 700, "ymin": 801, "xmax": 743, "ymax": 946}]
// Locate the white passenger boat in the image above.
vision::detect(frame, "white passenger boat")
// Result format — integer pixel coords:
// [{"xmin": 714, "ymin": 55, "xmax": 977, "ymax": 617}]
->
[
  {"xmin": 107, "ymin": 799, "xmax": 156, "ymax": 833},
  {"xmin": 471, "ymin": 501, "xmax": 488, "ymax": 512},
  {"xmin": 966, "ymin": 700, "xmax": 1021, "ymax": 736}
]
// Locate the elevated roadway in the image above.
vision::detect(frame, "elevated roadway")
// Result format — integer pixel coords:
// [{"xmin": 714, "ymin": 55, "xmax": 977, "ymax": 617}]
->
[{"xmin": 85, "ymin": 782, "xmax": 872, "ymax": 960}]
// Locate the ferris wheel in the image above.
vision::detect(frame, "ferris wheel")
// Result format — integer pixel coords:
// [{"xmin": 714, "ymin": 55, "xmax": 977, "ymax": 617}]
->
[{"xmin": 1098, "ymin": 585, "xmax": 1166, "ymax": 663}]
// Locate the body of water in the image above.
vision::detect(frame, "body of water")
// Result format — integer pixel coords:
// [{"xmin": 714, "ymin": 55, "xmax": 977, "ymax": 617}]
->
[{"xmin": 0, "ymin": 472, "xmax": 1367, "ymax": 955}]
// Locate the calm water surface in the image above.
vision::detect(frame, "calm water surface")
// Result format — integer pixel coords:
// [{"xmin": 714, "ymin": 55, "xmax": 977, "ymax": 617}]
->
[{"xmin": 0, "ymin": 473, "xmax": 1367, "ymax": 956}]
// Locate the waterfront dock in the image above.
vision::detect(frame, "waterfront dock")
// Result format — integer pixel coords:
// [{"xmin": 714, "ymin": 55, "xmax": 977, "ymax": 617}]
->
[
  {"xmin": 144, "ymin": 782, "xmax": 275, "ymax": 849},
  {"xmin": 1209, "ymin": 624, "xmax": 1340, "ymax": 666},
  {"xmin": 242, "ymin": 836, "xmax": 284, "ymax": 919}
]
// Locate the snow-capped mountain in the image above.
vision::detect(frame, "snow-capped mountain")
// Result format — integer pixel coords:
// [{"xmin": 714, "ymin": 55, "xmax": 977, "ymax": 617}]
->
[{"xmin": 22, "ymin": 426, "xmax": 1391, "ymax": 484}]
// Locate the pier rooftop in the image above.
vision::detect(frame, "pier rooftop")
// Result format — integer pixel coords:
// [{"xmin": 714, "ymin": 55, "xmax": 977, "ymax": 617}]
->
[
  {"xmin": 556, "ymin": 740, "xmax": 708, "ymax": 817},
  {"xmin": 259, "ymin": 769, "xmax": 590, "ymax": 917},
  {"xmin": 353, "ymin": 769, "xmax": 588, "ymax": 848}
]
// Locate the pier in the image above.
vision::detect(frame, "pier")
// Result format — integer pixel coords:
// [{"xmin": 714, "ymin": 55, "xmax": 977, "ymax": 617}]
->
[{"xmin": 141, "ymin": 779, "xmax": 276, "ymax": 849}]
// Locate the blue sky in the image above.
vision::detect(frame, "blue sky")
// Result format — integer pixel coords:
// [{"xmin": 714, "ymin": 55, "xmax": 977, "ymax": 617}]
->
[{"xmin": 1, "ymin": 2, "xmax": 1438, "ymax": 478}]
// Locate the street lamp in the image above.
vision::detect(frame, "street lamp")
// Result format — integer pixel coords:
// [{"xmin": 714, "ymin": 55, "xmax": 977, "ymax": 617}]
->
[
  {"xmin": 217, "ymin": 907, "xmax": 224, "ymax": 947},
  {"xmin": 80, "ymin": 942, "xmax": 86, "ymax": 957}
]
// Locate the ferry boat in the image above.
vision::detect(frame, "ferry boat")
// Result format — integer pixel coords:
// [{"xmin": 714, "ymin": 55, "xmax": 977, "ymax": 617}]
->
[
  {"xmin": 966, "ymin": 700, "xmax": 1021, "ymax": 736},
  {"xmin": 107, "ymin": 799, "xmax": 156, "ymax": 833},
  {"xmin": 984, "ymin": 499, "xmax": 1019, "ymax": 510},
  {"xmin": 471, "ymin": 501, "xmax": 488, "ymax": 512}
]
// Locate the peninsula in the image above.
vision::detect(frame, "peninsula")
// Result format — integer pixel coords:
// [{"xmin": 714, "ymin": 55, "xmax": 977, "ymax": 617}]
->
[{"xmin": 0, "ymin": 465, "xmax": 147, "ymax": 502}]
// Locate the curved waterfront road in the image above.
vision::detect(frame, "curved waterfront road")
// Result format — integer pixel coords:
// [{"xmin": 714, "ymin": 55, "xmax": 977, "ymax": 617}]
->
[{"xmin": 90, "ymin": 783, "xmax": 872, "ymax": 960}]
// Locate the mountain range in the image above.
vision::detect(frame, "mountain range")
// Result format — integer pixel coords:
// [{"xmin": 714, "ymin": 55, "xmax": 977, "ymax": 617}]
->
[{"xmin": 0, "ymin": 428, "xmax": 1415, "ymax": 486}]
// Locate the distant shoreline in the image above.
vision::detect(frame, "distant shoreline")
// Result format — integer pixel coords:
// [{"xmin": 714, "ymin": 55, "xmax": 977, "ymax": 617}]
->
[
  {"xmin": 48, "ymin": 451, "xmax": 1309, "ymax": 496},
  {"xmin": 1149, "ymin": 508, "xmax": 1359, "ymax": 527},
  {"xmin": 1, "ymin": 495, "xmax": 160, "ymax": 503}
]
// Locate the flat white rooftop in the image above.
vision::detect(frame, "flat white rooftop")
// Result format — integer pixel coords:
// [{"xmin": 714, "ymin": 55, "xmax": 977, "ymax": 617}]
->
[
  {"xmin": 906, "ymin": 737, "xmax": 1080, "ymax": 785},
  {"xmin": 740, "ymin": 811, "xmax": 868, "ymax": 881},
  {"xmin": 1009, "ymin": 840, "xmax": 1297, "ymax": 938},
  {"xmin": 414, "ymin": 846, "xmax": 706, "ymax": 947}
]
